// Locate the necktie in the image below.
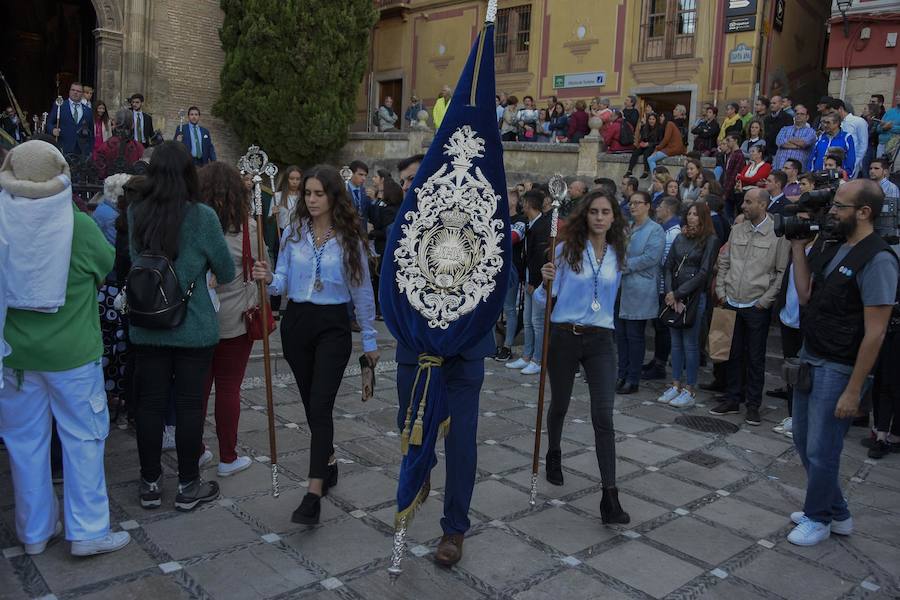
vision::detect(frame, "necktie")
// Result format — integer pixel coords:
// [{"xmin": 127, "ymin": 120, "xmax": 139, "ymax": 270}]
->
[
  {"xmin": 137, "ymin": 113, "xmax": 143, "ymax": 142},
  {"xmin": 72, "ymin": 103, "xmax": 81, "ymax": 123},
  {"xmin": 354, "ymin": 187, "xmax": 362, "ymax": 211},
  {"xmin": 192, "ymin": 125, "xmax": 202, "ymax": 159}
]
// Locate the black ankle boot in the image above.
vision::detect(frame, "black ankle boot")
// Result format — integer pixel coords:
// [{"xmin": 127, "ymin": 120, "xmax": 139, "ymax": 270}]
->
[
  {"xmin": 600, "ymin": 486, "xmax": 630, "ymax": 524},
  {"xmin": 322, "ymin": 462, "xmax": 338, "ymax": 496},
  {"xmin": 291, "ymin": 492, "xmax": 321, "ymax": 525},
  {"xmin": 545, "ymin": 450, "xmax": 563, "ymax": 486}
]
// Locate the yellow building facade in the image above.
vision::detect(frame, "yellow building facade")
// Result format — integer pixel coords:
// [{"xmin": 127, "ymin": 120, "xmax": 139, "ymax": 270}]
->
[{"xmin": 359, "ymin": 0, "xmax": 831, "ymax": 128}]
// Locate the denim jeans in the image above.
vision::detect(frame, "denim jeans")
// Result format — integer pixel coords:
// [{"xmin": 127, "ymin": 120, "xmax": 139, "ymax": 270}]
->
[
  {"xmin": 792, "ymin": 363, "xmax": 868, "ymax": 524},
  {"xmin": 503, "ymin": 269, "xmax": 521, "ymax": 348},
  {"xmin": 522, "ymin": 288, "xmax": 545, "ymax": 362},
  {"xmin": 670, "ymin": 294, "xmax": 706, "ymax": 386},
  {"xmin": 616, "ymin": 317, "xmax": 646, "ymax": 385},
  {"xmin": 647, "ymin": 151, "xmax": 668, "ymax": 173}
]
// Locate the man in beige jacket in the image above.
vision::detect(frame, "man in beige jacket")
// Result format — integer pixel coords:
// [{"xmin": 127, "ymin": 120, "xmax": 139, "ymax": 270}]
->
[{"xmin": 711, "ymin": 187, "xmax": 789, "ymax": 425}]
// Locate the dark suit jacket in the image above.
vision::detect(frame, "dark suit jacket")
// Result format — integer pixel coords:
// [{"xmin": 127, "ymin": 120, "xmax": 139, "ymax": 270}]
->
[
  {"xmin": 46, "ymin": 99, "xmax": 93, "ymax": 155},
  {"xmin": 396, "ymin": 333, "xmax": 496, "ymax": 364},
  {"xmin": 764, "ymin": 111, "xmax": 793, "ymax": 157},
  {"xmin": 132, "ymin": 111, "xmax": 154, "ymax": 146},
  {"xmin": 175, "ymin": 123, "xmax": 216, "ymax": 164},
  {"xmin": 768, "ymin": 194, "xmax": 788, "ymax": 216},
  {"xmin": 524, "ymin": 213, "xmax": 551, "ymax": 287}
]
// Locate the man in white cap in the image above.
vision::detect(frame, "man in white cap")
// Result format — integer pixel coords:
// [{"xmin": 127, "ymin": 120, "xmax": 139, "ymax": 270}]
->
[{"xmin": 0, "ymin": 140, "xmax": 131, "ymax": 557}]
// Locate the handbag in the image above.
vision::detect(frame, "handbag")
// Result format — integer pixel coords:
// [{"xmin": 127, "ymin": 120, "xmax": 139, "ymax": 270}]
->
[
  {"xmin": 658, "ymin": 247, "xmax": 700, "ymax": 329},
  {"xmin": 241, "ymin": 218, "xmax": 276, "ymax": 341}
]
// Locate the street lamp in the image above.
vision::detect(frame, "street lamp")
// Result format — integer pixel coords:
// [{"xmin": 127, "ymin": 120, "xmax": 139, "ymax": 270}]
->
[{"xmin": 836, "ymin": 0, "xmax": 852, "ymax": 37}]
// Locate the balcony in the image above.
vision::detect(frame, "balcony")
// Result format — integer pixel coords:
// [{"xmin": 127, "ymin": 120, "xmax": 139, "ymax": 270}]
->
[{"xmin": 375, "ymin": 0, "xmax": 411, "ymax": 18}]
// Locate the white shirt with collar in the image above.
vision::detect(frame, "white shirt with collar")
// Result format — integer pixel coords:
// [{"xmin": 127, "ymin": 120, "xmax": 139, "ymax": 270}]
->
[
  {"xmin": 768, "ymin": 193, "xmax": 785, "ymax": 210},
  {"xmin": 879, "ymin": 177, "xmax": 899, "ymax": 198},
  {"xmin": 133, "ymin": 110, "xmax": 145, "ymax": 142}
]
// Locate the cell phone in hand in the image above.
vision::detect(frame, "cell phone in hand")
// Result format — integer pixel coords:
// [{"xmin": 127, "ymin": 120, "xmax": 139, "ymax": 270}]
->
[{"xmin": 360, "ymin": 355, "xmax": 375, "ymax": 402}]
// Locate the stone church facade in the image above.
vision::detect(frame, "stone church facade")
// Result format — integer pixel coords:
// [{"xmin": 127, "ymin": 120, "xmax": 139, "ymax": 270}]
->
[{"xmin": 92, "ymin": 0, "xmax": 241, "ymax": 163}]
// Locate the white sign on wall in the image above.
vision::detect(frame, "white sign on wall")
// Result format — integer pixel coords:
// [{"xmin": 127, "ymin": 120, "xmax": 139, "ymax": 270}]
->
[{"xmin": 553, "ymin": 71, "xmax": 606, "ymax": 89}]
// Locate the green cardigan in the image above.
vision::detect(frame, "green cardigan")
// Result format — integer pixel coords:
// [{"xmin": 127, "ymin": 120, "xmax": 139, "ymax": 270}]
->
[
  {"xmin": 5, "ymin": 207, "xmax": 114, "ymax": 372},
  {"xmin": 128, "ymin": 202, "xmax": 235, "ymax": 348}
]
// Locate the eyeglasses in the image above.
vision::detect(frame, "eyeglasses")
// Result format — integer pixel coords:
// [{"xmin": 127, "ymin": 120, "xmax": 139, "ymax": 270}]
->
[
  {"xmin": 831, "ymin": 201, "xmax": 858, "ymax": 210},
  {"xmin": 628, "ymin": 200, "xmax": 648, "ymax": 207}
]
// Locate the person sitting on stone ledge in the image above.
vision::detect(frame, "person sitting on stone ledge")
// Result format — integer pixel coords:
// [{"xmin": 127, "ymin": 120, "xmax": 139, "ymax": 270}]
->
[{"xmin": 602, "ymin": 110, "xmax": 633, "ymax": 153}]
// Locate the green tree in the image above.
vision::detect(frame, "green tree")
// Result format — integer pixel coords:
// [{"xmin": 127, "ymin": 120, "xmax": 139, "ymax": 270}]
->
[{"xmin": 215, "ymin": 0, "xmax": 377, "ymax": 166}]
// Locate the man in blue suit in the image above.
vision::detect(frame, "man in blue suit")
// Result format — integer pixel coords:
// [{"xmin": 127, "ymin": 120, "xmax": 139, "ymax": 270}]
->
[
  {"xmin": 46, "ymin": 82, "xmax": 93, "ymax": 156},
  {"xmin": 391, "ymin": 153, "xmax": 496, "ymax": 567},
  {"xmin": 174, "ymin": 106, "xmax": 216, "ymax": 166}
]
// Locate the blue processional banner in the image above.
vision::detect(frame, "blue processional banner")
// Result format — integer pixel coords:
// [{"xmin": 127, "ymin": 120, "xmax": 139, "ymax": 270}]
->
[{"xmin": 378, "ymin": 19, "xmax": 511, "ymax": 526}]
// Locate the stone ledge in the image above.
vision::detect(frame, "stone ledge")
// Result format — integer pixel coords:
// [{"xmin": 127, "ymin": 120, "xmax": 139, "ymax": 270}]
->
[{"xmin": 502, "ymin": 141, "xmax": 580, "ymax": 153}]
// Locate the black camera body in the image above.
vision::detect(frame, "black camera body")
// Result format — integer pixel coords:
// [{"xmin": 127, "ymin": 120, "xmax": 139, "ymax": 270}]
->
[{"xmin": 774, "ymin": 169, "xmax": 842, "ymax": 240}]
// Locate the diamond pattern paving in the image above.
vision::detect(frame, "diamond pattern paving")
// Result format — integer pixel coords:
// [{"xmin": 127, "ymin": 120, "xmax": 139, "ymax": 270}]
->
[{"xmin": 1, "ymin": 325, "xmax": 898, "ymax": 599}]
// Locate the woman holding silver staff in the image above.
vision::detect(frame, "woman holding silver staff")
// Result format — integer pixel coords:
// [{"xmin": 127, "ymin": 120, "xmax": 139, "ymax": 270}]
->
[
  {"xmin": 535, "ymin": 190, "xmax": 631, "ymax": 524},
  {"xmin": 252, "ymin": 165, "xmax": 379, "ymax": 525}
]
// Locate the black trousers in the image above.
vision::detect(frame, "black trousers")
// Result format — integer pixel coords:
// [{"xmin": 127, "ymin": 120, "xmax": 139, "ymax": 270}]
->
[
  {"xmin": 134, "ymin": 344, "xmax": 215, "ymax": 483},
  {"xmin": 281, "ymin": 301, "xmax": 352, "ymax": 479},
  {"xmin": 652, "ymin": 294, "xmax": 671, "ymax": 364},
  {"xmin": 725, "ymin": 305, "xmax": 771, "ymax": 409},
  {"xmin": 627, "ymin": 146, "xmax": 654, "ymax": 173},
  {"xmin": 547, "ymin": 327, "xmax": 618, "ymax": 487},
  {"xmin": 873, "ymin": 330, "xmax": 900, "ymax": 435},
  {"xmin": 781, "ymin": 323, "xmax": 803, "ymax": 416}
]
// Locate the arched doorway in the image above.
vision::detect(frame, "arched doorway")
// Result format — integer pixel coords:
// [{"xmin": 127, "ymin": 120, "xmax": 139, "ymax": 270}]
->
[{"xmin": 0, "ymin": 0, "xmax": 99, "ymax": 123}]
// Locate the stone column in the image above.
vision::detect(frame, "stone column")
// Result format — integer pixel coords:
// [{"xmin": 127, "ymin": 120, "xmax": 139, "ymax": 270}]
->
[
  {"xmin": 407, "ymin": 129, "xmax": 434, "ymax": 157},
  {"xmin": 576, "ymin": 137, "xmax": 601, "ymax": 178},
  {"xmin": 93, "ymin": 29, "xmax": 124, "ymax": 110}
]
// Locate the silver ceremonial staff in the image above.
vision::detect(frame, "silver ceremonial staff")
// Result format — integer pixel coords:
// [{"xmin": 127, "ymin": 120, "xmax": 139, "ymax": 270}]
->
[
  {"xmin": 238, "ymin": 145, "xmax": 280, "ymax": 497},
  {"xmin": 529, "ymin": 173, "xmax": 565, "ymax": 506}
]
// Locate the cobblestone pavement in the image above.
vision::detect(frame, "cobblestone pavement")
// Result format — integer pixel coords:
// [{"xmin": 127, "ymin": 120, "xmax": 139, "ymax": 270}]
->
[{"xmin": 1, "ymin": 323, "xmax": 899, "ymax": 600}]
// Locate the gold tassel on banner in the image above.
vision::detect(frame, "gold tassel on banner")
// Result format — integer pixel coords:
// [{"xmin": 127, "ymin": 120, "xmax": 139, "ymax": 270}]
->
[{"xmin": 399, "ymin": 354, "xmax": 443, "ymax": 453}]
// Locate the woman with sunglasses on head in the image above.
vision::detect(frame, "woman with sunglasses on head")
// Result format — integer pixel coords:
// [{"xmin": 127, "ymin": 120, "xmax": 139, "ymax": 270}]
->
[
  {"xmin": 252, "ymin": 165, "xmax": 379, "ymax": 525},
  {"xmin": 536, "ymin": 190, "xmax": 631, "ymax": 524}
]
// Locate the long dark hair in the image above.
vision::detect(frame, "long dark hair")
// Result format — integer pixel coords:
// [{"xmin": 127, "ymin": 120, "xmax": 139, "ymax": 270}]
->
[
  {"xmin": 198, "ymin": 162, "xmax": 248, "ymax": 234},
  {"xmin": 683, "ymin": 201, "xmax": 716, "ymax": 240},
  {"xmin": 94, "ymin": 101, "xmax": 109, "ymax": 125},
  {"xmin": 277, "ymin": 165, "xmax": 302, "ymax": 209},
  {"xmin": 129, "ymin": 140, "xmax": 198, "ymax": 257},
  {"xmin": 289, "ymin": 165, "xmax": 368, "ymax": 286},
  {"xmin": 560, "ymin": 190, "xmax": 627, "ymax": 273},
  {"xmin": 381, "ymin": 177, "xmax": 404, "ymax": 207}
]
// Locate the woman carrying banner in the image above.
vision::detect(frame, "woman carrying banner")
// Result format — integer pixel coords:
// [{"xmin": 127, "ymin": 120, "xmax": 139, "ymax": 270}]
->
[
  {"xmin": 252, "ymin": 165, "xmax": 379, "ymax": 525},
  {"xmin": 536, "ymin": 190, "xmax": 630, "ymax": 524}
]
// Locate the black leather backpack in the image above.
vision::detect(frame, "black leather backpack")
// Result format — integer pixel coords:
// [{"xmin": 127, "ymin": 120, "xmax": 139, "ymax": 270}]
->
[{"xmin": 124, "ymin": 252, "xmax": 194, "ymax": 329}]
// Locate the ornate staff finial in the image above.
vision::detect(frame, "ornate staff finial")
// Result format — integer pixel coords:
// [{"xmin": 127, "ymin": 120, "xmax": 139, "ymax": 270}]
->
[
  {"xmin": 486, "ymin": 0, "xmax": 498, "ymax": 23},
  {"xmin": 340, "ymin": 165, "xmax": 353, "ymax": 185}
]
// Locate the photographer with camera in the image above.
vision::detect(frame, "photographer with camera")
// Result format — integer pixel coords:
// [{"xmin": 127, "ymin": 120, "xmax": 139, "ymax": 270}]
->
[{"xmin": 785, "ymin": 179, "xmax": 899, "ymax": 546}]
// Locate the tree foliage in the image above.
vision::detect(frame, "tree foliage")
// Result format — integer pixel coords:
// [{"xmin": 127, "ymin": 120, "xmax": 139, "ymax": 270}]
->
[{"xmin": 215, "ymin": 0, "xmax": 377, "ymax": 166}]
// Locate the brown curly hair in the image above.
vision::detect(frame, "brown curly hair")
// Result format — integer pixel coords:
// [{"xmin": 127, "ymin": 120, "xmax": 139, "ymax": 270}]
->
[
  {"xmin": 289, "ymin": 165, "xmax": 369, "ymax": 286},
  {"xmin": 197, "ymin": 162, "xmax": 248, "ymax": 234},
  {"xmin": 560, "ymin": 190, "xmax": 627, "ymax": 273}
]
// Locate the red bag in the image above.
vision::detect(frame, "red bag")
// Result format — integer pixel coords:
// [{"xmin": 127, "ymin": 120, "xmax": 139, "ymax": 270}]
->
[{"xmin": 241, "ymin": 219, "xmax": 276, "ymax": 341}]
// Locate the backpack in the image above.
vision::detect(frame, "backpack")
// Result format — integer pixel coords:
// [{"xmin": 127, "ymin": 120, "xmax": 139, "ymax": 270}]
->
[
  {"xmin": 123, "ymin": 252, "xmax": 195, "ymax": 329},
  {"xmin": 619, "ymin": 120, "xmax": 635, "ymax": 147}
]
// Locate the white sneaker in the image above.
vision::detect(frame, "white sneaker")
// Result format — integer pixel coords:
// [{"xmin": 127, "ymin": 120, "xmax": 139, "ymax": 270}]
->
[
  {"xmin": 791, "ymin": 511, "xmax": 852, "ymax": 535},
  {"xmin": 217, "ymin": 456, "xmax": 252, "ymax": 477},
  {"xmin": 669, "ymin": 390, "xmax": 696, "ymax": 408},
  {"xmin": 657, "ymin": 386, "xmax": 680, "ymax": 404},
  {"xmin": 199, "ymin": 449, "xmax": 214, "ymax": 468},
  {"xmin": 506, "ymin": 358, "xmax": 529, "ymax": 369},
  {"xmin": 162, "ymin": 425, "xmax": 176, "ymax": 451},
  {"xmin": 24, "ymin": 521, "xmax": 63, "ymax": 555},
  {"xmin": 70, "ymin": 531, "xmax": 131, "ymax": 556},
  {"xmin": 773, "ymin": 417, "xmax": 790, "ymax": 434},
  {"xmin": 782, "ymin": 417, "xmax": 793, "ymax": 433},
  {"xmin": 787, "ymin": 516, "xmax": 830, "ymax": 546},
  {"xmin": 520, "ymin": 361, "xmax": 541, "ymax": 375}
]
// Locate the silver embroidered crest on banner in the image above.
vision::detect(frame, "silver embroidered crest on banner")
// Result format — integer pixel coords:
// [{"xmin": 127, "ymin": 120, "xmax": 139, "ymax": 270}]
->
[{"xmin": 394, "ymin": 125, "xmax": 506, "ymax": 330}]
